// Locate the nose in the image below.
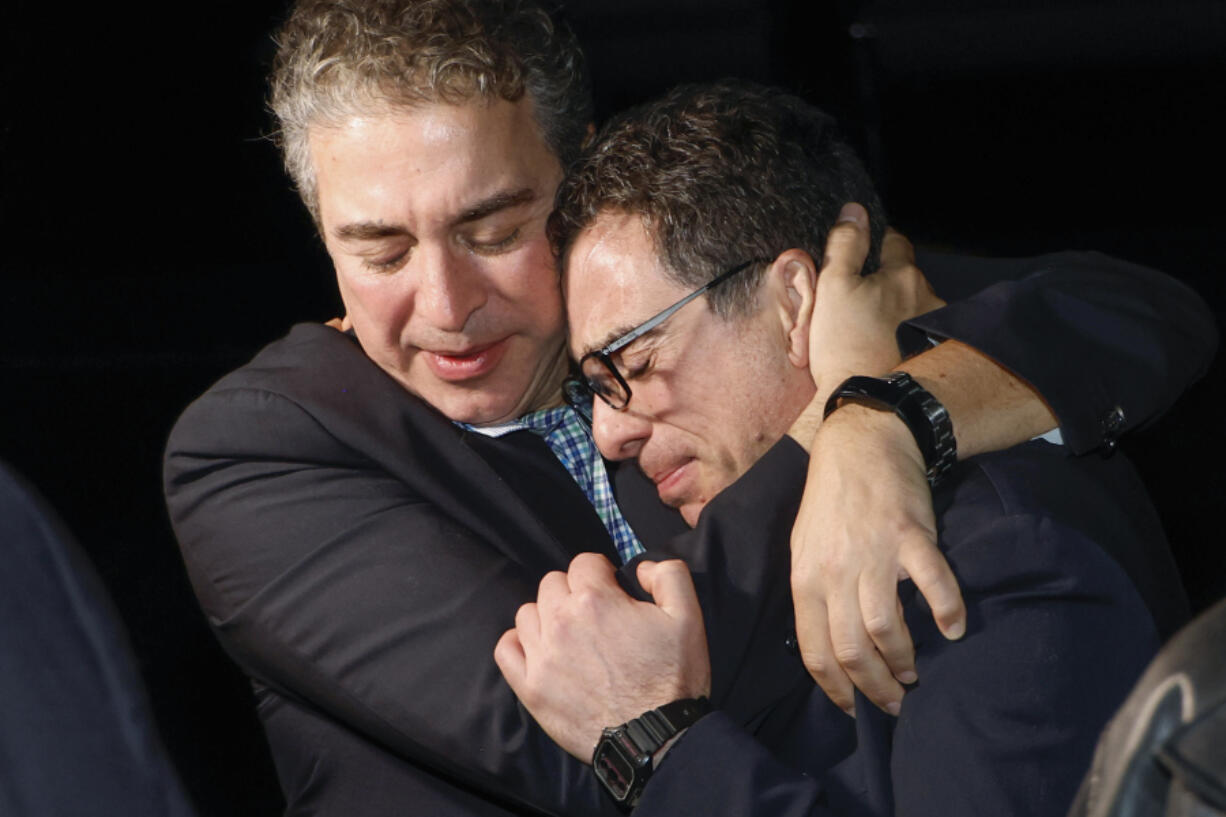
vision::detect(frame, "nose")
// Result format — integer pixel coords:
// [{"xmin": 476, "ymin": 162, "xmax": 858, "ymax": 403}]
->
[
  {"xmin": 591, "ymin": 398, "xmax": 652, "ymax": 461},
  {"xmin": 415, "ymin": 246, "xmax": 487, "ymax": 332}
]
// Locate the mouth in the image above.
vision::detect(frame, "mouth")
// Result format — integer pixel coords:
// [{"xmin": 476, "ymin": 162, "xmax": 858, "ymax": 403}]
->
[
  {"xmin": 421, "ymin": 338, "xmax": 510, "ymax": 382},
  {"xmin": 649, "ymin": 457, "xmax": 696, "ymax": 506}
]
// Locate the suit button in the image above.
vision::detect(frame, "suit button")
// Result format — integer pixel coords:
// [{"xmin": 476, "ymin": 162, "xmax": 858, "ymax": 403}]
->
[
  {"xmin": 785, "ymin": 630, "xmax": 800, "ymax": 656},
  {"xmin": 1100, "ymin": 405, "xmax": 1126, "ymax": 454}
]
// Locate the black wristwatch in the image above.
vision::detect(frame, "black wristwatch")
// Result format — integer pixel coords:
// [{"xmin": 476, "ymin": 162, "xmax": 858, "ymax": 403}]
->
[
  {"xmin": 824, "ymin": 372, "xmax": 957, "ymax": 486},
  {"xmin": 592, "ymin": 697, "xmax": 712, "ymax": 809}
]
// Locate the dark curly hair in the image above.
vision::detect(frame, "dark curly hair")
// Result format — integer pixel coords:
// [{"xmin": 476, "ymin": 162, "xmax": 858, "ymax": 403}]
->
[{"xmin": 550, "ymin": 79, "xmax": 887, "ymax": 317}]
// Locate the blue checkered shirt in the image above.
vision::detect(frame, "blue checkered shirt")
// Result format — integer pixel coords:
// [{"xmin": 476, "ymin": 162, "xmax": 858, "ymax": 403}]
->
[{"xmin": 458, "ymin": 404, "xmax": 645, "ymax": 565}]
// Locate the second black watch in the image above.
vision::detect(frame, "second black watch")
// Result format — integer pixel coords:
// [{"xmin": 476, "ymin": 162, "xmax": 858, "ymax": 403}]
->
[{"xmin": 592, "ymin": 697, "xmax": 712, "ymax": 809}]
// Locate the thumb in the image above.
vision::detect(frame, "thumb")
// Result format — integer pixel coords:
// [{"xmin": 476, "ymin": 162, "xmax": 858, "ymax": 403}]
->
[{"xmin": 637, "ymin": 559, "xmax": 702, "ymax": 620}]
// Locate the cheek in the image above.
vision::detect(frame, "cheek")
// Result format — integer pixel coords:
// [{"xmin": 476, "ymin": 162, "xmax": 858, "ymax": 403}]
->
[
  {"xmin": 336, "ymin": 269, "xmax": 411, "ymax": 339},
  {"xmin": 499, "ymin": 247, "xmax": 565, "ymax": 334}
]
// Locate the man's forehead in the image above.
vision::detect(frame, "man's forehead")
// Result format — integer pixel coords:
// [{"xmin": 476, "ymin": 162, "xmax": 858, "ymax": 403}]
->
[
  {"xmin": 565, "ymin": 213, "xmax": 686, "ymax": 353},
  {"xmin": 310, "ymin": 99, "xmax": 562, "ymax": 233}
]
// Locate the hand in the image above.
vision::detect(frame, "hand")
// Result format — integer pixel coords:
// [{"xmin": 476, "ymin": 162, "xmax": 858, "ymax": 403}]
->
[
  {"xmin": 808, "ymin": 203, "xmax": 944, "ymax": 407},
  {"xmin": 790, "ymin": 403, "xmax": 966, "ymax": 716},
  {"xmin": 494, "ymin": 554, "xmax": 711, "ymax": 761}
]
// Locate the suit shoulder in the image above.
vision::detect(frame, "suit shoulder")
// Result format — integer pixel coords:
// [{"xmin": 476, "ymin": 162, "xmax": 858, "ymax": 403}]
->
[{"xmin": 937, "ymin": 441, "xmax": 1187, "ymax": 636}]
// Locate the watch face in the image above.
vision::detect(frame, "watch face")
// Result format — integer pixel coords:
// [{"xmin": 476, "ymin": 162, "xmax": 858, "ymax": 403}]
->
[
  {"xmin": 594, "ymin": 728, "xmax": 652, "ymax": 805},
  {"xmin": 593, "ymin": 737, "xmax": 635, "ymax": 801}
]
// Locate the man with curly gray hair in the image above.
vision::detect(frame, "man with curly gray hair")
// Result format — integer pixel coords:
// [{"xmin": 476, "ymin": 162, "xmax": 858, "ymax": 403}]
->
[
  {"xmin": 163, "ymin": 1, "xmax": 1215, "ymax": 814},
  {"xmin": 269, "ymin": 0, "xmax": 592, "ymax": 227}
]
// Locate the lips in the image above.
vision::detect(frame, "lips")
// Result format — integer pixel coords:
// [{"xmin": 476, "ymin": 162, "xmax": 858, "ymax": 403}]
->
[
  {"xmin": 421, "ymin": 337, "xmax": 510, "ymax": 382},
  {"xmin": 649, "ymin": 457, "xmax": 696, "ymax": 506}
]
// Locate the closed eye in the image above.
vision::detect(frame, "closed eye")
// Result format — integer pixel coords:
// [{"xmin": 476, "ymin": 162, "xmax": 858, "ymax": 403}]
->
[
  {"xmin": 617, "ymin": 350, "xmax": 653, "ymax": 381},
  {"xmin": 362, "ymin": 248, "xmax": 411, "ymax": 272},
  {"xmin": 461, "ymin": 227, "xmax": 521, "ymax": 256}
]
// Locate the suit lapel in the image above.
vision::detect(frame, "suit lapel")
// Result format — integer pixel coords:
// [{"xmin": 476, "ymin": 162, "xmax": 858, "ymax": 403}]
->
[
  {"xmin": 269, "ymin": 324, "xmax": 616, "ymax": 572},
  {"xmin": 460, "ymin": 429, "xmax": 619, "ymax": 565}
]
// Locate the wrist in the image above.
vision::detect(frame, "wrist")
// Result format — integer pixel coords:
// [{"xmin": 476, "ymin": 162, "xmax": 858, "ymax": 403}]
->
[
  {"xmin": 822, "ymin": 401, "xmax": 926, "ymax": 469},
  {"xmin": 824, "ymin": 372, "xmax": 957, "ymax": 486}
]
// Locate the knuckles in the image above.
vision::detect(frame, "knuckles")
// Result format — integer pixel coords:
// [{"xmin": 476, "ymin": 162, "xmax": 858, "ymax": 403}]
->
[{"xmin": 862, "ymin": 611, "xmax": 896, "ymax": 639}]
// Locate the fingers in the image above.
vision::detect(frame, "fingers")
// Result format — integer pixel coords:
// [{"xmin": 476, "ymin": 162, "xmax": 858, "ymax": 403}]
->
[
  {"xmin": 513, "ymin": 600, "xmax": 541, "ymax": 650},
  {"xmin": 858, "ymin": 574, "xmax": 917, "ymax": 686},
  {"xmin": 902, "ymin": 536, "xmax": 967, "ymax": 640},
  {"xmin": 880, "ymin": 228, "xmax": 916, "ymax": 267},
  {"xmin": 637, "ymin": 560, "xmax": 701, "ymax": 620},
  {"xmin": 822, "ymin": 203, "xmax": 872, "ymax": 279},
  {"xmin": 564, "ymin": 552, "xmax": 617, "ymax": 592},
  {"xmin": 493, "ymin": 628, "xmax": 527, "ymax": 690},
  {"xmin": 535, "ymin": 570, "xmax": 571, "ymax": 611},
  {"xmin": 826, "ymin": 583, "xmax": 906, "ymax": 715},
  {"xmin": 792, "ymin": 581, "xmax": 856, "ymax": 715}
]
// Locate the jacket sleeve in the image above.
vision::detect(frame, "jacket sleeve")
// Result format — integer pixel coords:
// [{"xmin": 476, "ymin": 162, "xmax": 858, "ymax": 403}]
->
[{"xmin": 908, "ymin": 250, "xmax": 1218, "ymax": 454}]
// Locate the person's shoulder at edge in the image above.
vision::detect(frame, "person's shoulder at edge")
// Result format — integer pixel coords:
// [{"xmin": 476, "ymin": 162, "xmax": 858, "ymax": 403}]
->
[{"xmin": 931, "ymin": 440, "xmax": 1189, "ymax": 638}]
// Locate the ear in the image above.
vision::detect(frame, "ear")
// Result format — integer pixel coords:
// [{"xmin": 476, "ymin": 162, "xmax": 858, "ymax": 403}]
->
[{"xmin": 763, "ymin": 248, "xmax": 818, "ymax": 370}]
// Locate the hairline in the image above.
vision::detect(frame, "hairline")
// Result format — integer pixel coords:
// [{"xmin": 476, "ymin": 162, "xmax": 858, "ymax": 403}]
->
[{"xmin": 300, "ymin": 88, "xmax": 559, "ymax": 224}]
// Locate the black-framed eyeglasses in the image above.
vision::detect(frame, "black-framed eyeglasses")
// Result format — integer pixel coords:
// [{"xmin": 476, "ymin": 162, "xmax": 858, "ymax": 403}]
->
[{"xmin": 564, "ymin": 257, "xmax": 769, "ymax": 423}]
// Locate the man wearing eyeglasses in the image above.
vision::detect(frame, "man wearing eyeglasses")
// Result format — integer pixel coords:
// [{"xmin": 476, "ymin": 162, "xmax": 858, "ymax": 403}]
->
[
  {"xmin": 495, "ymin": 79, "xmax": 1195, "ymax": 816},
  {"xmin": 164, "ymin": 1, "xmax": 1215, "ymax": 814}
]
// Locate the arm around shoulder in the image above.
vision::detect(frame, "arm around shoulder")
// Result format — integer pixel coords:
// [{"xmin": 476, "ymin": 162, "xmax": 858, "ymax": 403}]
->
[
  {"xmin": 164, "ymin": 341, "xmax": 614, "ymax": 816},
  {"xmin": 907, "ymin": 250, "xmax": 1218, "ymax": 454}
]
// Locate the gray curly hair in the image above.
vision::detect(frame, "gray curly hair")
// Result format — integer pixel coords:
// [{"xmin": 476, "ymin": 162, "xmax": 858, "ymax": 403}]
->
[{"xmin": 269, "ymin": 0, "xmax": 592, "ymax": 224}]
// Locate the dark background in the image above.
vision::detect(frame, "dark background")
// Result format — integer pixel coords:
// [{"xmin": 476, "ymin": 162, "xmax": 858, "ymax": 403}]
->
[{"xmin": 2, "ymin": 1, "xmax": 1223, "ymax": 813}]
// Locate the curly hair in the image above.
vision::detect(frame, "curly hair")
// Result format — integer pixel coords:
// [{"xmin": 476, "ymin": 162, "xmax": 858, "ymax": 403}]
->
[
  {"xmin": 269, "ymin": 0, "xmax": 592, "ymax": 224},
  {"xmin": 550, "ymin": 79, "xmax": 887, "ymax": 318}
]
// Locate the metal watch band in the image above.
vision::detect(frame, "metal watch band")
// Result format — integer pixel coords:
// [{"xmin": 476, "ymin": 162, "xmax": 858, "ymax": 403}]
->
[{"xmin": 823, "ymin": 372, "xmax": 957, "ymax": 486}]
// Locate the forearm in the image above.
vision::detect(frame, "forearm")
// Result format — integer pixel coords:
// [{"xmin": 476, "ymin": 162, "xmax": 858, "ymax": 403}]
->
[
  {"xmin": 899, "ymin": 338, "xmax": 1056, "ymax": 460},
  {"xmin": 909, "ymin": 249, "xmax": 1217, "ymax": 453},
  {"xmin": 788, "ymin": 337, "xmax": 1056, "ymax": 460}
]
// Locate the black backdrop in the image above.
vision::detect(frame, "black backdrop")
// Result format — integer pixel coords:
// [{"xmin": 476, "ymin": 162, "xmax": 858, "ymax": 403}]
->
[{"xmin": 2, "ymin": 1, "xmax": 1224, "ymax": 813}]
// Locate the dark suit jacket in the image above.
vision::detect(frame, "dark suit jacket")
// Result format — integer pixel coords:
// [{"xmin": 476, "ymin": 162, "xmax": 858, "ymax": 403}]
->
[
  {"xmin": 163, "ymin": 251, "xmax": 1214, "ymax": 815},
  {"xmin": 632, "ymin": 438, "xmax": 1187, "ymax": 817}
]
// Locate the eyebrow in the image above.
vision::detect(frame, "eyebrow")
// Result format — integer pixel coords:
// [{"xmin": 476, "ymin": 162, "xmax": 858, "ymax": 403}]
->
[
  {"xmin": 333, "ymin": 221, "xmax": 408, "ymax": 242},
  {"xmin": 455, "ymin": 187, "xmax": 536, "ymax": 225},
  {"xmin": 332, "ymin": 187, "xmax": 538, "ymax": 243}
]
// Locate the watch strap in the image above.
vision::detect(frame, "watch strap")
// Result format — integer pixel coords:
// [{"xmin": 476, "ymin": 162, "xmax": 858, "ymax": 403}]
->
[
  {"xmin": 617, "ymin": 691, "xmax": 715, "ymax": 755},
  {"xmin": 624, "ymin": 697, "xmax": 712, "ymax": 754},
  {"xmin": 823, "ymin": 372, "xmax": 957, "ymax": 486}
]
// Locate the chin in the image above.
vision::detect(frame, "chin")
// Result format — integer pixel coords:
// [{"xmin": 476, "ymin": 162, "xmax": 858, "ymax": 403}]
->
[
  {"xmin": 412, "ymin": 383, "xmax": 519, "ymax": 425},
  {"xmin": 680, "ymin": 502, "xmax": 707, "ymax": 528}
]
